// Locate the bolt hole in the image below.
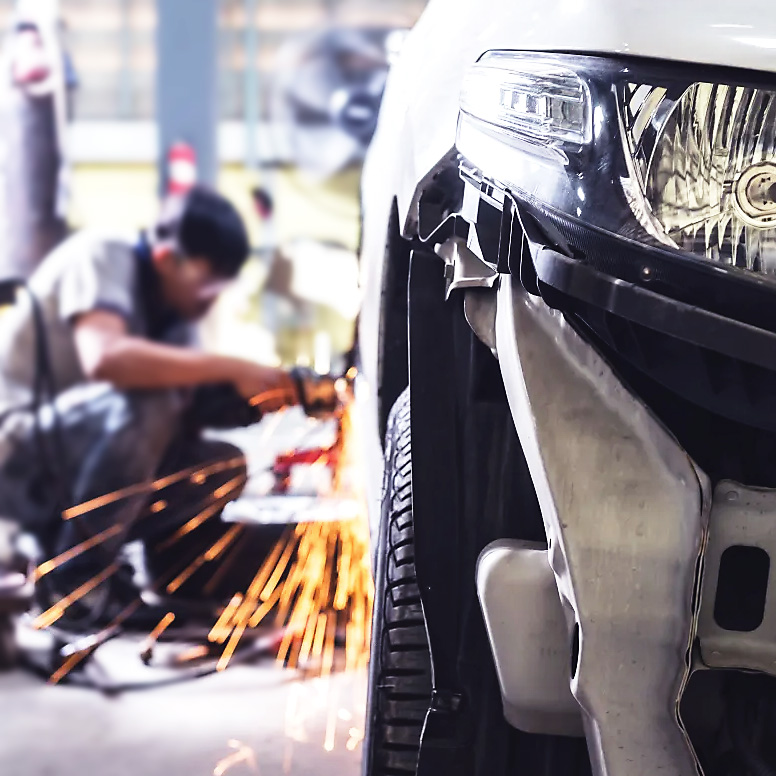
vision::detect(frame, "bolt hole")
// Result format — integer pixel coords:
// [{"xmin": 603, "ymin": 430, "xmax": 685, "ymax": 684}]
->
[{"xmin": 714, "ymin": 545, "xmax": 770, "ymax": 632}]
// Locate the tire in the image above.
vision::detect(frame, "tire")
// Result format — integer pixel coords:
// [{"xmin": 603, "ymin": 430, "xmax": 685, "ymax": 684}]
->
[{"xmin": 363, "ymin": 389, "xmax": 432, "ymax": 776}]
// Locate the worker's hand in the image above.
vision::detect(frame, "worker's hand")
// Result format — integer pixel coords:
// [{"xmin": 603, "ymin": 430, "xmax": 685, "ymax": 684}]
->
[{"xmin": 232, "ymin": 363, "xmax": 299, "ymax": 413}]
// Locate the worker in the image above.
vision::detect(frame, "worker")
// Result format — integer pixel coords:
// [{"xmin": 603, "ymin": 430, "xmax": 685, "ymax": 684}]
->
[{"xmin": 0, "ymin": 186, "xmax": 301, "ymax": 621}]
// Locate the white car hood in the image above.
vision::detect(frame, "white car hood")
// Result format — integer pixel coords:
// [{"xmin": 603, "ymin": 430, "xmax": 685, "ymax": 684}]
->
[{"xmin": 375, "ymin": 0, "xmax": 776, "ymax": 225}]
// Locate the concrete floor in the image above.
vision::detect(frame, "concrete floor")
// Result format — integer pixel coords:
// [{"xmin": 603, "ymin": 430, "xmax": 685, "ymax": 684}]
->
[{"xmin": 0, "ymin": 658, "xmax": 366, "ymax": 776}]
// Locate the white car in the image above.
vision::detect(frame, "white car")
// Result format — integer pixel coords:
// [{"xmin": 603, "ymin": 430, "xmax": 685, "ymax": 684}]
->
[{"xmin": 358, "ymin": 1, "xmax": 776, "ymax": 775}]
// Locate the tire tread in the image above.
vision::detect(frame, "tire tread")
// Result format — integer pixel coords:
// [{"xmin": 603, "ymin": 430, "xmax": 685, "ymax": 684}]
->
[{"xmin": 364, "ymin": 389, "xmax": 432, "ymax": 776}]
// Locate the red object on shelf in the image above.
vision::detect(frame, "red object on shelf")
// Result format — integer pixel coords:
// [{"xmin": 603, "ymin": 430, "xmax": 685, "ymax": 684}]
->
[
  {"xmin": 272, "ymin": 447, "xmax": 333, "ymax": 495},
  {"xmin": 167, "ymin": 142, "xmax": 198, "ymax": 195}
]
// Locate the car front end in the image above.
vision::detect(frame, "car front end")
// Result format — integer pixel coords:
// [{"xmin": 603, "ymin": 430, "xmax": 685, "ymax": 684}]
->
[{"xmin": 359, "ymin": 3, "xmax": 776, "ymax": 775}]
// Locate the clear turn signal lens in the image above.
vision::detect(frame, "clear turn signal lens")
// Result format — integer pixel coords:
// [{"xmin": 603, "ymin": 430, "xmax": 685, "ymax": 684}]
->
[{"xmin": 460, "ymin": 52, "xmax": 592, "ymax": 154}]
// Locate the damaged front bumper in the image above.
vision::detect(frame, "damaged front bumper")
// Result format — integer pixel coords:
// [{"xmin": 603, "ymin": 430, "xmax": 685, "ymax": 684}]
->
[
  {"xmin": 493, "ymin": 274, "xmax": 707, "ymax": 776},
  {"xmin": 413, "ymin": 155, "xmax": 776, "ymax": 776}
]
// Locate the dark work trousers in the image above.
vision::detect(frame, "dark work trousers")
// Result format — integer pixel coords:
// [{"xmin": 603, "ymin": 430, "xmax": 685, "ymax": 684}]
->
[{"xmin": 0, "ymin": 383, "xmax": 247, "ymax": 592}]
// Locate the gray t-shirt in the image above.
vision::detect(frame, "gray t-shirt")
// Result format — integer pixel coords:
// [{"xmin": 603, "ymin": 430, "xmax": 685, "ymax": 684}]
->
[{"xmin": 0, "ymin": 230, "xmax": 190, "ymax": 416}]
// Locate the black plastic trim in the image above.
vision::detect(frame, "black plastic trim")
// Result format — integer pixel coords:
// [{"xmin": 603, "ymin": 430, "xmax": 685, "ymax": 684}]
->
[{"xmin": 534, "ymin": 247, "xmax": 776, "ymax": 372}]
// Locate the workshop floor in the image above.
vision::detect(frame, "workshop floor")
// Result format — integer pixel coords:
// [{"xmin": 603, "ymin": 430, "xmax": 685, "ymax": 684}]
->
[{"xmin": 0, "ymin": 658, "xmax": 366, "ymax": 776}]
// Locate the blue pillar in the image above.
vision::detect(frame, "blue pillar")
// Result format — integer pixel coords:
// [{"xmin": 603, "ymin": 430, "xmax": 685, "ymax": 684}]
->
[
  {"xmin": 244, "ymin": 0, "xmax": 259, "ymax": 171},
  {"xmin": 156, "ymin": 0, "xmax": 218, "ymax": 191}
]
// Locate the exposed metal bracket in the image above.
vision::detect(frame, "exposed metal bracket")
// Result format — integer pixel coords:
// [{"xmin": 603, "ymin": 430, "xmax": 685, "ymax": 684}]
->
[
  {"xmin": 495, "ymin": 275, "xmax": 710, "ymax": 776},
  {"xmin": 698, "ymin": 481, "xmax": 776, "ymax": 674},
  {"xmin": 477, "ymin": 540, "xmax": 584, "ymax": 737},
  {"xmin": 463, "ymin": 288, "xmax": 498, "ymax": 354},
  {"xmin": 435, "ymin": 236, "xmax": 498, "ymax": 298}
]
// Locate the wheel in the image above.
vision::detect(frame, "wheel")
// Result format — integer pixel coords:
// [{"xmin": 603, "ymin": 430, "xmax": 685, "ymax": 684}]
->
[
  {"xmin": 363, "ymin": 388, "xmax": 432, "ymax": 776},
  {"xmin": 363, "ymin": 354, "xmax": 592, "ymax": 776}
]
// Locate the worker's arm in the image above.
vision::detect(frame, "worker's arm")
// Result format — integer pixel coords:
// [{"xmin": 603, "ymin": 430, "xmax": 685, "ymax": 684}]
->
[{"xmin": 73, "ymin": 309, "xmax": 295, "ymax": 404}]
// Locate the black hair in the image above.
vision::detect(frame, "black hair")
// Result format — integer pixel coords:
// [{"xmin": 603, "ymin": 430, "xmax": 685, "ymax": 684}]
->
[{"xmin": 155, "ymin": 186, "xmax": 250, "ymax": 278}]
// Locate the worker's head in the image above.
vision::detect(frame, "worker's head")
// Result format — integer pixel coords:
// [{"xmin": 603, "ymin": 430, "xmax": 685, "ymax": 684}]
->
[{"xmin": 151, "ymin": 186, "xmax": 250, "ymax": 320}]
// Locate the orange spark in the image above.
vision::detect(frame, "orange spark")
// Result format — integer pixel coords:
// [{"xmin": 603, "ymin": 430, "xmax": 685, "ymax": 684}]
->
[
  {"xmin": 248, "ymin": 529, "xmax": 294, "ymax": 598},
  {"xmin": 63, "ymin": 456, "xmax": 246, "ymax": 521},
  {"xmin": 205, "ymin": 525, "xmax": 243, "ymax": 562},
  {"xmin": 311, "ymin": 613, "xmax": 327, "ymax": 660},
  {"xmin": 216, "ymin": 623, "xmax": 248, "ymax": 672},
  {"xmin": 49, "ymin": 653, "xmax": 89, "ymax": 686},
  {"xmin": 175, "ymin": 645, "xmax": 211, "ymax": 664},
  {"xmin": 209, "ymin": 594, "xmax": 244, "ymax": 644},
  {"xmin": 34, "ymin": 524, "xmax": 124, "ymax": 581},
  {"xmin": 155, "ymin": 475, "xmax": 246, "ymax": 552},
  {"xmin": 34, "ymin": 563, "xmax": 120, "ymax": 630},
  {"xmin": 213, "ymin": 477, "xmax": 244, "ymax": 501},
  {"xmin": 247, "ymin": 585, "xmax": 282, "ymax": 629},
  {"xmin": 203, "ymin": 532, "xmax": 249, "ymax": 596},
  {"xmin": 249, "ymin": 388, "xmax": 291, "ymax": 408},
  {"xmin": 150, "ymin": 612, "xmax": 176, "ymax": 639},
  {"xmin": 206, "ymin": 402, "xmax": 374, "ymax": 690},
  {"xmin": 139, "ymin": 611, "xmax": 176, "ymax": 658},
  {"xmin": 166, "ymin": 525, "xmax": 242, "ymax": 594},
  {"xmin": 48, "ymin": 600, "xmax": 141, "ymax": 684},
  {"xmin": 215, "ymin": 553, "xmax": 288, "ymax": 669},
  {"xmin": 259, "ymin": 535, "xmax": 299, "ymax": 602}
]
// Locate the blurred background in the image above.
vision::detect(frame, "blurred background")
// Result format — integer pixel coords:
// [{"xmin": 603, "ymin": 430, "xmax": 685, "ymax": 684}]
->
[
  {"xmin": 0, "ymin": 1, "xmax": 426, "ymax": 775},
  {"xmin": 0, "ymin": 0, "xmax": 425, "ymax": 370}
]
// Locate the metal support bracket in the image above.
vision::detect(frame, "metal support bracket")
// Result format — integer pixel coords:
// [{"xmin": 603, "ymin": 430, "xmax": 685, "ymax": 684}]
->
[
  {"xmin": 495, "ymin": 275, "xmax": 709, "ymax": 776},
  {"xmin": 699, "ymin": 481, "xmax": 776, "ymax": 674}
]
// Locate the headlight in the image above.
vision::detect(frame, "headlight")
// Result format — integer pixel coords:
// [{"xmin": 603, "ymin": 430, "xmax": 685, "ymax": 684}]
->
[
  {"xmin": 642, "ymin": 83, "xmax": 776, "ymax": 268},
  {"xmin": 456, "ymin": 51, "xmax": 776, "ymax": 429},
  {"xmin": 458, "ymin": 52, "xmax": 776, "ymax": 288}
]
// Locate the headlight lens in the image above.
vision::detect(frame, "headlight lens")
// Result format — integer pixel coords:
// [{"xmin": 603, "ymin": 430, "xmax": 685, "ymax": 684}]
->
[
  {"xmin": 637, "ymin": 83, "xmax": 776, "ymax": 273},
  {"xmin": 458, "ymin": 52, "xmax": 776, "ymax": 280}
]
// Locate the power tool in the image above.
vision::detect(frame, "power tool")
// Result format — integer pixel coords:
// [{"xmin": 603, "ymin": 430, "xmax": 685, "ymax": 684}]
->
[{"xmin": 186, "ymin": 366, "xmax": 350, "ymax": 432}]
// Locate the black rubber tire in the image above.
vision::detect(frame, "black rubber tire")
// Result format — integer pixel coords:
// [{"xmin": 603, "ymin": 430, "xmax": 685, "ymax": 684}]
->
[{"xmin": 363, "ymin": 389, "xmax": 432, "ymax": 776}]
